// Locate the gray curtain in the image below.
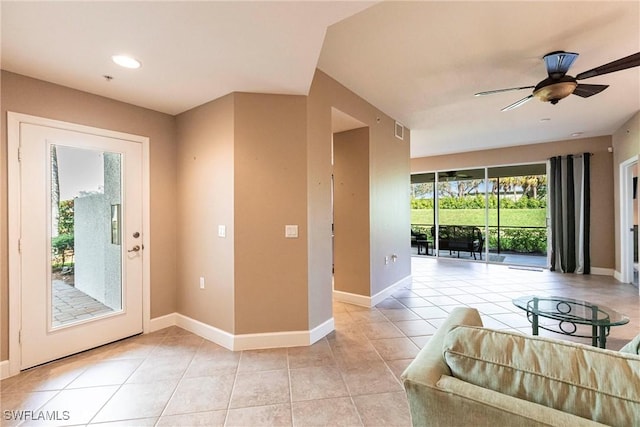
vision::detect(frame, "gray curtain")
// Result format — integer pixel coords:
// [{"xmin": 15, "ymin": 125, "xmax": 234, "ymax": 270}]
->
[{"xmin": 549, "ymin": 153, "xmax": 590, "ymax": 273}]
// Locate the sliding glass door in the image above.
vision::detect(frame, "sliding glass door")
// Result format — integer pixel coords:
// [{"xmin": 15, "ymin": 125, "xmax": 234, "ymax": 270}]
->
[{"xmin": 411, "ymin": 163, "xmax": 548, "ymax": 268}]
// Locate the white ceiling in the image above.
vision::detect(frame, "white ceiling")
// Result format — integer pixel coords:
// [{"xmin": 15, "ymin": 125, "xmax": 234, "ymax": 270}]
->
[
  {"xmin": 0, "ymin": 1, "xmax": 374, "ymax": 114},
  {"xmin": 2, "ymin": 1, "xmax": 639, "ymax": 158}
]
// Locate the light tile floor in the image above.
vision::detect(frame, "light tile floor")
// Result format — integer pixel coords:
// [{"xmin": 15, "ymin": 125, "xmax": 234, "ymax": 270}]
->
[{"xmin": 2, "ymin": 257, "xmax": 639, "ymax": 426}]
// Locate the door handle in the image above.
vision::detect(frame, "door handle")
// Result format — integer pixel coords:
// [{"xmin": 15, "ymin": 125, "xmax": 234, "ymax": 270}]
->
[{"xmin": 128, "ymin": 245, "xmax": 141, "ymax": 253}]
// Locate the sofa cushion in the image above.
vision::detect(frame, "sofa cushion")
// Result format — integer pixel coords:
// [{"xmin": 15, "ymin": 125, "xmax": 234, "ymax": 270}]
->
[
  {"xmin": 620, "ymin": 333, "xmax": 640, "ymax": 355},
  {"xmin": 443, "ymin": 326, "xmax": 640, "ymax": 427}
]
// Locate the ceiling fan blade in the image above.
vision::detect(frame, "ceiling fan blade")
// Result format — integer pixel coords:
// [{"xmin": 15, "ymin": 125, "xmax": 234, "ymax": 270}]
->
[
  {"xmin": 474, "ymin": 86, "xmax": 535, "ymax": 96},
  {"xmin": 501, "ymin": 95, "xmax": 534, "ymax": 112},
  {"xmin": 572, "ymin": 84, "xmax": 609, "ymax": 98},
  {"xmin": 576, "ymin": 52, "xmax": 640, "ymax": 80},
  {"xmin": 544, "ymin": 51, "xmax": 579, "ymax": 79}
]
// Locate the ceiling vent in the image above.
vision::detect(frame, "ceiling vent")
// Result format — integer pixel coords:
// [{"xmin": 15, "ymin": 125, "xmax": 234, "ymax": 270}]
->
[{"xmin": 395, "ymin": 121, "xmax": 404, "ymax": 140}]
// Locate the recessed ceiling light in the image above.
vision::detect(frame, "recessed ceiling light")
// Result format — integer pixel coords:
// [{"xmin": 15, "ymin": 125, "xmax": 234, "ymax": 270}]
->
[
  {"xmin": 571, "ymin": 132, "xmax": 583, "ymax": 137},
  {"xmin": 112, "ymin": 55, "xmax": 141, "ymax": 69}
]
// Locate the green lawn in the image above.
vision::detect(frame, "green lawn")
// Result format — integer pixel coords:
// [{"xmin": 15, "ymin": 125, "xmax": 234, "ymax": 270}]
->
[{"xmin": 411, "ymin": 208, "xmax": 546, "ymax": 228}]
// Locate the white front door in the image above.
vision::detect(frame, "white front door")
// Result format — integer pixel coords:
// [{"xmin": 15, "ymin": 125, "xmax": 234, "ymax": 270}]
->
[{"xmin": 16, "ymin": 121, "xmax": 144, "ymax": 369}]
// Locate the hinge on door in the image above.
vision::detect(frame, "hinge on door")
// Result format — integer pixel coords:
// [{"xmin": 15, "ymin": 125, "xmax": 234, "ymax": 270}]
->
[
  {"xmin": 17, "ymin": 146, "xmax": 22, "ymax": 162},
  {"xmin": 18, "ymin": 238, "xmax": 21, "ymax": 253},
  {"xmin": 18, "ymin": 330, "xmax": 21, "ymax": 344}
]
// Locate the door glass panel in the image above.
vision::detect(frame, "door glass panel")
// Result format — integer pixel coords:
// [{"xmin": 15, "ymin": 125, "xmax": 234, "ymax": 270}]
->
[
  {"xmin": 50, "ymin": 145, "xmax": 122, "ymax": 328},
  {"xmin": 436, "ymin": 169, "xmax": 486, "ymax": 261},
  {"xmin": 488, "ymin": 164, "xmax": 548, "ymax": 267},
  {"xmin": 411, "ymin": 173, "xmax": 435, "ymax": 256}
]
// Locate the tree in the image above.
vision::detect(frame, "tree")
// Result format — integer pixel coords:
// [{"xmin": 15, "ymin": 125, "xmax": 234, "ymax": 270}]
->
[
  {"xmin": 411, "ymin": 182, "xmax": 433, "ymax": 199},
  {"xmin": 51, "ymin": 145, "xmax": 60, "ymax": 236},
  {"xmin": 58, "ymin": 199, "xmax": 74, "ymax": 235}
]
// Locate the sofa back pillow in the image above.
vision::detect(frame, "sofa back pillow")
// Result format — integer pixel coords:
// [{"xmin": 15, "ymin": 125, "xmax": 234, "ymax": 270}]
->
[{"xmin": 443, "ymin": 326, "xmax": 640, "ymax": 427}]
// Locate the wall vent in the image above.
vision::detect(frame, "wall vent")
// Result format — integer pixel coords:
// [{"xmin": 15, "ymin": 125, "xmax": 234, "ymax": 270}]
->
[{"xmin": 394, "ymin": 121, "xmax": 404, "ymax": 140}]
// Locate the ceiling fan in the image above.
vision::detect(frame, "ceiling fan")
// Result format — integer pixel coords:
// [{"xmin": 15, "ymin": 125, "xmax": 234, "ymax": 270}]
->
[{"xmin": 475, "ymin": 51, "xmax": 640, "ymax": 111}]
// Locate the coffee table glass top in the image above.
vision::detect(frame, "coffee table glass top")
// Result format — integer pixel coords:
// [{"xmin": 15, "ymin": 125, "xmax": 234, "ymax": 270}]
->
[{"xmin": 512, "ymin": 295, "xmax": 629, "ymax": 326}]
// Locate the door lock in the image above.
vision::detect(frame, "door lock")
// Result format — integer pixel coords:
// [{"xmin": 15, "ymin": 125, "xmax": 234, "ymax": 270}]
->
[
  {"xmin": 128, "ymin": 245, "xmax": 141, "ymax": 253},
  {"xmin": 133, "ymin": 232, "xmax": 140, "ymax": 238}
]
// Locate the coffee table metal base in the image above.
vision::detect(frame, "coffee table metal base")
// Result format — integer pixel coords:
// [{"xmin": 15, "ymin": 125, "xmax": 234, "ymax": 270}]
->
[{"xmin": 513, "ymin": 296, "xmax": 629, "ymax": 349}]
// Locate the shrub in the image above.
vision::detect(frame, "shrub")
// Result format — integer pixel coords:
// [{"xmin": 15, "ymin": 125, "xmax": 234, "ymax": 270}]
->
[
  {"xmin": 488, "ymin": 228, "xmax": 546, "ymax": 253},
  {"xmin": 411, "ymin": 195, "xmax": 546, "ymax": 210},
  {"xmin": 52, "ymin": 233, "xmax": 74, "ymax": 267}
]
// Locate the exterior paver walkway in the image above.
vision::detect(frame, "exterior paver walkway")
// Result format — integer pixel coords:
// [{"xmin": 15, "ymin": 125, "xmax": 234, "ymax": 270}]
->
[{"xmin": 52, "ymin": 280, "xmax": 114, "ymax": 327}]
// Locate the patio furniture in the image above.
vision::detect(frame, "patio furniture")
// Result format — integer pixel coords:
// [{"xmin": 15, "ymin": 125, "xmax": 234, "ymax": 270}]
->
[
  {"xmin": 431, "ymin": 225, "xmax": 484, "ymax": 259},
  {"xmin": 412, "ymin": 226, "xmax": 434, "ymax": 256}
]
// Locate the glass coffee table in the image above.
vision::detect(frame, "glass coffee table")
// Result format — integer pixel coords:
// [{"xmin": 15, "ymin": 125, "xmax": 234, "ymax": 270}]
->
[{"xmin": 512, "ymin": 295, "xmax": 629, "ymax": 349}]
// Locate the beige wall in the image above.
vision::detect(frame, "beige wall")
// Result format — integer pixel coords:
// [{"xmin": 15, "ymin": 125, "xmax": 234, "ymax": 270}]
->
[
  {"xmin": 613, "ymin": 111, "xmax": 640, "ymax": 274},
  {"xmin": 1, "ymin": 68, "xmax": 412, "ymax": 362},
  {"xmin": 234, "ymin": 93, "xmax": 309, "ymax": 334},
  {"xmin": 333, "ymin": 127, "xmax": 371, "ymax": 296},
  {"xmin": 0, "ymin": 71, "xmax": 178, "ymax": 361},
  {"xmin": 175, "ymin": 94, "xmax": 235, "ymax": 332},
  {"xmin": 305, "ymin": 73, "xmax": 334, "ymax": 328},
  {"xmin": 307, "ymin": 70, "xmax": 411, "ymax": 309},
  {"xmin": 411, "ymin": 136, "xmax": 615, "ymax": 270}
]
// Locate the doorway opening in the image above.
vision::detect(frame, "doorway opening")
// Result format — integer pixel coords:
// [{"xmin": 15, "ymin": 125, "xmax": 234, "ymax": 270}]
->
[
  {"xmin": 331, "ymin": 107, "xmax": 369, "ymax": 304},
  {"xmin": 620, "ymin": 156, "xmax": 639, "ymax": 287}
]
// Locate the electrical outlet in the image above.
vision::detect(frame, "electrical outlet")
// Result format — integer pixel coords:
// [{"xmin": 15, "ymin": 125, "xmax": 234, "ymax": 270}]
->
[
  {"xmin": 199, "ymin": 277, "xmax": 205, "ymax": 289},
  {"xmin": 384, "ymin": 256, "xmax": 389, "ymax": 265}
]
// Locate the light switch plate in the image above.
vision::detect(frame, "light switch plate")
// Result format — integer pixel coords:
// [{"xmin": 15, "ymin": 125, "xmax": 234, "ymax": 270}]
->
[
  {"xmin": 285, "ymin": 225, "xmax": 298, "ymax": 238},
  {"xmin": 218, "ymin": 225, "xmax": 226, "ymax": 238}
]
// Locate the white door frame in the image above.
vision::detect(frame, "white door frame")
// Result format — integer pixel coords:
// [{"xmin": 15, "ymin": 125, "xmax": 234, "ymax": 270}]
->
[
  {"xmin": 7, "ymin": 112, "xmax": 151, "ymax": 376},
  {"xmin": 619, "ymin": 155, "xmax": 637, "ymax": 284}
]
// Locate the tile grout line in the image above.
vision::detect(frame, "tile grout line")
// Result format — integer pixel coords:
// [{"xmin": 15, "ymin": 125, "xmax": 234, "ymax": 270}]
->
[
  {"xmin": 323, "ymin": 321, "xmax": 365, "ymax": 427},
  {"xmin": 86, "ymin": 334, "xmax": 167, "ymax": 425},
  {"xmin": 152, "ymin": 335, "xmax": 202, "ymax": 425},
  {"xmin": 286, "ymin": 345, "xmax": 295, "ymax": 427},
  {"xmin": 222, "ymin": 349, "xmax": 243, "ymax": 427}
]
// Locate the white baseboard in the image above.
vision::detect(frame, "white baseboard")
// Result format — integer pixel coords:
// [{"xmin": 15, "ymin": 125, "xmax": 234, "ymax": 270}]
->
[
  {"xmin": 332, "ymin": 289, "xmax": 371, "ymax": 307},
  {"xmin": 591, "ymin": 267, "xmax": 614, "ymax": 277},
  {"xmin": 333, "ymin": 274, "xmax": 412, "ymax": 307},
  {"xmin": 175, "ymin": 313, "xmax": 235, "ymax": 350},
  {"xmin": 233, "ymin": 330, "xmax": 309, "ymax": 351},
  {"xmin": 614, "ymin": 270, "xmax": 623, "ymax": 282},
  {"xmin": 371, "ymin": 275, "xmax": 412, "ymax": 306},
  {"xmin": 310, "ymin": 317, "xmax": 335, "ymax": 345},
  {"xmin": 1, "ymin": 360, "xmax": 10, "ymax": 380},
  {"xmin": 147, "ymin": 312, "xmax": 335, "ymax": 351},
  {"xmin": 148, "ymin": 312, "xmax": 178, "ymax": 333}
]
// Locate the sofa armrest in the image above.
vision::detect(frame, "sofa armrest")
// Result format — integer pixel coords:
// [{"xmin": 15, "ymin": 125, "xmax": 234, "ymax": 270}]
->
[
  {"xmin": 402, "ymin": 307, "xmax": 482, "ymax": 385},
  {"xmin": 401, "ymin": 307, "xmax": 482, "ymax": 425}
]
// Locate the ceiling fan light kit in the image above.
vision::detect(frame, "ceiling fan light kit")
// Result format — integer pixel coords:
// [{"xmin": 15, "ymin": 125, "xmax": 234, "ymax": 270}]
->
[
  {"xmin": 475, "ymin": 50, "xmax": 640, "ymax": 111},
  {"xmin": 533, "ymin": 77, "xmax": 577, "ymax": 104}
]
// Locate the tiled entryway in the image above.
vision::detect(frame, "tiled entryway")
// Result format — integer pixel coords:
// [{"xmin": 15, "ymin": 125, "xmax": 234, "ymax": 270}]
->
[{"xmin": 2, "ymin": 258, "xmax": 639, "ymax": 426}]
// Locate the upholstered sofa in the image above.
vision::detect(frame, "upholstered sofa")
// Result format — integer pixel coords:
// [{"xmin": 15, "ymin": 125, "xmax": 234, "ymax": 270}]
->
[{"xmin": 401, "ymin": 307, "xmax": 640, "ymax": 427}]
